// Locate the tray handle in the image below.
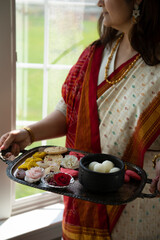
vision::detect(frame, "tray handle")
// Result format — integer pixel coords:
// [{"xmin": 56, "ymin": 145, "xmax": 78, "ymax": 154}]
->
[
  {"xmin": 138, "ymin": 178, "xmax": 160, "ymax": 199},
  {"xmin": 0, "ymin": 155, "xmax": 13, "ymax": 166},
  {"xmin": 0, "ymin": 148, "xmax": 27, "ymax": 166}
]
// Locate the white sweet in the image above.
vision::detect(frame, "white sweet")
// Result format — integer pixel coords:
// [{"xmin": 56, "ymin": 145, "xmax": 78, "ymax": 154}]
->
[
  {"xmin": 88, "ymin": 161, "xmax": 98, "ymax": 171},
  {"xmin": 25, "ymin": 167, "xmax": 44, "ymax": 183},
  {"xmin": 102, "ymin": 160, "xmax": 114, "ymax": 173},
  {"xmin": 94, "ymin": 163, "xmax": 106, "ymax": 173},
  {"xmin": 88, "ymin": 160, "xmax": 119, "ymax": 174},
  {"xmin": 109, "ymin": 167, "xmax": 120, "ymax": 173},
  {"xmin": 61, "ymin": 155, "xmax": 79, "ymax": 169}
]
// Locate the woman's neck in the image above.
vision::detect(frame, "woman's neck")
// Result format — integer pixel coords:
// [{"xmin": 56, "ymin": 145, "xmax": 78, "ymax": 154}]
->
[{"xmin": 114, "ymin": 33, "xmax": 138, "ymax": 69}]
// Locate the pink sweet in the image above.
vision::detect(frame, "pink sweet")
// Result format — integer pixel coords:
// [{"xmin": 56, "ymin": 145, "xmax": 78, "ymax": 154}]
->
[
  {"xmin": 25, "ymin": 167, "xmax": 44, "ymax": 183},
  {"xmin": 124, "ymin": 173, "xmax": 130, "ymax": 183},
  {"xmin": 125, "ymin": 170, "xmax": 141, "ymax": 181}
]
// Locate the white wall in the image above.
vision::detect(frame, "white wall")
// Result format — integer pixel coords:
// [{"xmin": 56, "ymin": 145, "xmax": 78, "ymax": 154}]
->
[{"xmin": 0, "ymin": 0, "xmax": 16, "ymax": 219}]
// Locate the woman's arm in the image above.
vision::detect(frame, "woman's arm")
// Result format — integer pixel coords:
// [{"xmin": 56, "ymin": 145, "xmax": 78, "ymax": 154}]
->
[
  {"xmin": 27, "ymin": 110, "xmax": 67, "ymax": 141},
  {"xmin": 0, "ymin": 110, "xmax": 67, "ymax": 155}
]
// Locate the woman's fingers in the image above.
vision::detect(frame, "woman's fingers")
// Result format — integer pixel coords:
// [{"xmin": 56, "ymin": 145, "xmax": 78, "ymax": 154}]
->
[
  {"xmin": 149, "ymin": 179, "xmax": 157, "ymax": 193},
  {"xmin": 0, "ymin": 130, "xmax": 26, "ymax": 153},
  {"xmin": 0, "ymin": 133, "xmax": 10, "ymax": 150},
  {"xmin": 0, "ymin": 131, "xmax": 19, "ymax": 150},
  {"xmin": 0, "ymin": 129, "xmax": 31, "ymax": 158},
  {"xmin": 149, "ymin": 176, "xmax": 159, "ymax": 193},
  {"xmin": 157, "ymin": 178, "xmax": 160, "ymax": 192},
  {"xmin": 155, "ymin": 161, "xmax": 160, "ymax": 193},
  {"xmin": 11, "ymin": 143, "xmax": 21, "ymax": 156}
]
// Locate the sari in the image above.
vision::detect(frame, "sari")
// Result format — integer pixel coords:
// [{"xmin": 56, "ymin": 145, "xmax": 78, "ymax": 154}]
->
[{"xmin": 62, "ymin": 42, "xmax": 160, "ymax": 240}]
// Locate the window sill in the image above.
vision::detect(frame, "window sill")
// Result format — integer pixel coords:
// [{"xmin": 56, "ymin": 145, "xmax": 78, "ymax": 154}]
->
[{"xmin": 0, "ymin": 203, "xmax": 64, "ymax": 240}]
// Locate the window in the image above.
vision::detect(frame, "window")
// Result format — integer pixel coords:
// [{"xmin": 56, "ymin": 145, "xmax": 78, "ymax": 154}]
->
[
  {"xmin": 15, "ymin": 0, "xmax": 100, "ymax": 201},
  {"xmin": 0, "ymin": 0, "xmax": 100, "ymax": 218}
]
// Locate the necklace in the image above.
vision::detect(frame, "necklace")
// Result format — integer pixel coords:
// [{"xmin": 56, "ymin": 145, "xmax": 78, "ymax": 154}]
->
[{"xmin": 105, "ymin": 34, "xmax": 141, "ymax": 85}]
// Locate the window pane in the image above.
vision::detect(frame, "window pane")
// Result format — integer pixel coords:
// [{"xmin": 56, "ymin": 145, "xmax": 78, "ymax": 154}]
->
[
  {"xmin": 16, "ymin": 67, "xmax": 44, "ymax": 198},
  {"xmin": 48, "ymin": 0, "xmax": 100, "ymax": 65},
  {"xmin": 16, "ymin": 68, "xmax": 43, "ymax": 122},
  {"xmin": 47, "ymin": 68, "xmax": 69, "ymax": 113},
  {"xmin": 46, "ymin": 137, "xmax": 66, "ymax": 147},
  {"xmin": 16, "ymin": 183, "xmax": 44, "ymax": 199},
  {"xmin": 16, "ymin": 1, "xmax": 44, "ymax": 63}
]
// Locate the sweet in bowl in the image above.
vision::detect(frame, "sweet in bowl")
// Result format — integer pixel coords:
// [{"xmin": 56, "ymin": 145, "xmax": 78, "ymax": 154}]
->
[{"xmin": 78, "ymin": 153, "xmax": 125, "ymax": 193}]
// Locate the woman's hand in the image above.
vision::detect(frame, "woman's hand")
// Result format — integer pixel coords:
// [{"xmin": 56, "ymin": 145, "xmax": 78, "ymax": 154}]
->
[
  {"xmin": 0, "ymin": 110, "xmax": 67, "ymax": 157},
  {"xmin": 0, "ymin": 129, "xmax": 32, "ymax": 156},
  {"xmin": 149, "ymin": 160, "xmax": 160, "ymax": 194}
]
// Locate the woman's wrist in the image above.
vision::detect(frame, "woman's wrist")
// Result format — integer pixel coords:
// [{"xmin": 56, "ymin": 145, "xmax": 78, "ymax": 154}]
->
[{"xmin": 23, "ymin": 127, "xmax": 35, "ymax": 143}]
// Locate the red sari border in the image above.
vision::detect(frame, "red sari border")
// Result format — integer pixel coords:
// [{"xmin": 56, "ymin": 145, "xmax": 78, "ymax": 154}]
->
[{"xmin": 89, "ymin": 45, "xmax": 104, "ymax": 153}]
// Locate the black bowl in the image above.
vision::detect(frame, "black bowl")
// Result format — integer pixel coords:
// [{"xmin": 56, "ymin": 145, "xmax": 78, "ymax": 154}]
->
[{"xmin": 78, "ymin": 153, "xmax": 125, "ymax": 193}]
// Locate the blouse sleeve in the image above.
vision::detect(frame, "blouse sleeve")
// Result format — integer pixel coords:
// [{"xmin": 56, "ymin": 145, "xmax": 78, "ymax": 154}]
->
[{"xmin": 55, "ymin": 97, "xmax": 67, "ymax": 116}]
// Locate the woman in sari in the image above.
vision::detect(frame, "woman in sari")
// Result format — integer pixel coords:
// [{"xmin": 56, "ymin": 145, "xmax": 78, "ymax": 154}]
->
[{"xmin": 0, "ymin": 0, "xmax": 160, "ymax": 239}]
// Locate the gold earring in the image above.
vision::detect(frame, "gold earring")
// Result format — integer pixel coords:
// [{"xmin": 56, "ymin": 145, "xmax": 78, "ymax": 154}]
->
[{"xmin": 132, "ymin": 3, "xmax": 140, "ymax": 23}]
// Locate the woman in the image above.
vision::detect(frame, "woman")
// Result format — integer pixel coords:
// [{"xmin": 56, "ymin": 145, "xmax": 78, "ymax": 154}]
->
[{"xmin": 0, "ymin": 0, "xmax": 160, "ymax": 239}]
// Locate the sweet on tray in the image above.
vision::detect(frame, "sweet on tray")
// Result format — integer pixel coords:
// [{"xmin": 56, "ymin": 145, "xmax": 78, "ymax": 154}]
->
[{"xmin": 14, "ymin": 146, "xmax": 80, "ymax": 186}]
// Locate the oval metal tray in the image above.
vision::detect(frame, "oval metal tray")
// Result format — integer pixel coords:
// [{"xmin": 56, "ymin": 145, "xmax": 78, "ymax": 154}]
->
[{"xmin": 0, "ymin": 146, "xmax": 158, "ymax": 205}]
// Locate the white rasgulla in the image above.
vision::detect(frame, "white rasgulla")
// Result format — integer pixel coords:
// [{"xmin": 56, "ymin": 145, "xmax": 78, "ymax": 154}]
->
[
  {"xmin": 94, "ymin": 163, "xmax": 106, "ymax": 173},
  {"xmin": 109, "ymin": 167, "xmax": 120, "ymax": 173},
  {"xmin": 88, "ymin": 161, "xmax": 98, "ymax": 171},
  {"xmin": 102, "ymin": 160, "xmax": 114, "ymax": 173}
]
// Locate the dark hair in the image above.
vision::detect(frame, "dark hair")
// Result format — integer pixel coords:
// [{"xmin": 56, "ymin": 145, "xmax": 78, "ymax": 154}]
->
[{"xmin": 97, "ymin": 0, "xmax": 160, "ymax": 66}]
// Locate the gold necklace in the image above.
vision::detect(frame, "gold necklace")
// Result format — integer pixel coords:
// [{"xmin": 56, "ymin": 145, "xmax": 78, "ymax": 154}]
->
[{"xmin": 105, "ymin": 34, "xmax": 141, "ymax": 85}]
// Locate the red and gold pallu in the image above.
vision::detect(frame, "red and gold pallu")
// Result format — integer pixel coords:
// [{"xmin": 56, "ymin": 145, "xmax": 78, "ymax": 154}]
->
[{"xmin": 62, "ymin": 42, "xmax": 160, "ymax": 240}]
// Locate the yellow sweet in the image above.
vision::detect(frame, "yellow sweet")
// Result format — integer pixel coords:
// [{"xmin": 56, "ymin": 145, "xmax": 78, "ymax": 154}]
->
[
  {"xmin": 32, "ymin": 157, "xmax": 43, "ymax": 162},
  {"xmin": 32, "ymin": 152, "xmax": 46, "ymax": 159},
  {"xmin": 25, "ymin": 158, "xmax": 34, "ymax": 163},
  {"xmin": 18, "ymin": 163, "xmax": 28, "ymax": 169},
  {"xmin": 27, "ymin": 161, "xmax": 38, "ymax": 169},
  {"xmin": 26, "ymin": 157, "xmax": 43, "ymax": 162},
  {"xmin": 18, "ymin": 156, "xmax": 43, "ymax": 170}
]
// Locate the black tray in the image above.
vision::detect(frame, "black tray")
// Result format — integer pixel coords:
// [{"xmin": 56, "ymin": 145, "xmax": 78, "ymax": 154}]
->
[{"xmin": 0, "ymin": 146, "xmax": 158, "ymax": 205}]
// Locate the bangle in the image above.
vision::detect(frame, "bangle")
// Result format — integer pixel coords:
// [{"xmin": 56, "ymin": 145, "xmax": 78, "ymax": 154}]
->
[
  {"xmin": 23, "ymin": 127, "xmax": 35, "ymax": 143},
  {"xmin": 152, "ymin": 154, "xmax": 160, "ymax": 168}
]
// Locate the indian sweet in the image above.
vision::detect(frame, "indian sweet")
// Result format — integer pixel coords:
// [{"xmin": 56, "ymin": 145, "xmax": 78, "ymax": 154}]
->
[
  {"xmin": 15, "ymin": 169, "xmax": 26, "ymax": 179},
  {"xmin": 88, "ymin": 161, "xmax": 98, "ymax": 171},
  {"xmin": 88, "ymin": 160, "xmax": 120, "ymax": 174},
  {"xmin": 15, "ymin": 149, "xmax": 80, "ymax": 184},
  {"xmin": 102, "ymin": 160, "xmax": 114, "ymax": 172},
  {"xmin": 61, "ymin": 155, "xmax": 79, "ymax": 169},
  {"xmin": 94, "ymin": 163, "xmax": 106, "ymax": 173},
  {"xmin": 25, "ymin": 167, "xmax": 44, "ymax": 183},
  {"xmin": 109, "ymin": 167, "xmax": 120, "ymax": 173}
]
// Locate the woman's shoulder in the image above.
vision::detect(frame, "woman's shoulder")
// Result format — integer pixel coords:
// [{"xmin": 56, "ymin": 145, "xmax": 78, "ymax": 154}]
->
[
  {"xmin": 141, "ymin": 60, "xmax": 160, "ymax": 77},
  {"xmin": 79, "ymin": 40, "xmax": 103, "ymax": 58},
  {"xmin": 71, "ymin": 40, "xmax": 104, "ymax": 71}
]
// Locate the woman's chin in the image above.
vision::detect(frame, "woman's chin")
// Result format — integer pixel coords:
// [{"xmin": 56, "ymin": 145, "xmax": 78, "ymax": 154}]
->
[{"xmin": 102, "ymin": 19, "xmax": 111, "ymax": 28}]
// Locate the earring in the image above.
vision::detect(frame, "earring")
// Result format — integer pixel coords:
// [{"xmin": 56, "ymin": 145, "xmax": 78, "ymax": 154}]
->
[{"xmin": 132, "ymin": 3, "xmax": 140, "ymax": 23}]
